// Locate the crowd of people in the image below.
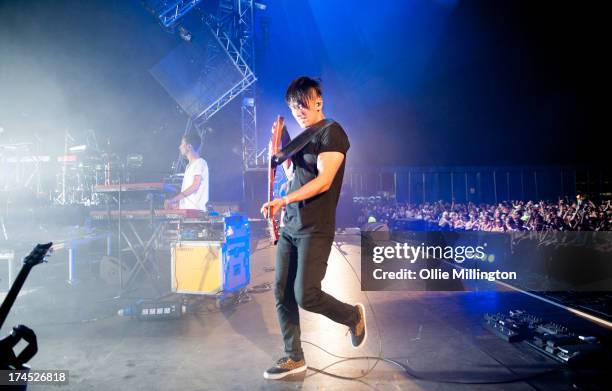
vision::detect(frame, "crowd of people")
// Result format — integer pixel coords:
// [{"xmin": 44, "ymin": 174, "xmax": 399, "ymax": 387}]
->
[{"xmin": 357, "ymin": 195, "xmax": 612, "ymax": 231}]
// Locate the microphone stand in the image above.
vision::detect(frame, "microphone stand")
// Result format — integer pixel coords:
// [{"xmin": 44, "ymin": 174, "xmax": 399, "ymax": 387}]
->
[{"xmin": 118, "ymin": 162, "xmax": 123, "ymax": 292}]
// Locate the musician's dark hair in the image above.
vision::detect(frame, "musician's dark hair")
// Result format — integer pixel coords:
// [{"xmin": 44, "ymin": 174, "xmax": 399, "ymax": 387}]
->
[
  {"xmin": 285, "ymin": 76, "xmax": 322, "ymax": 108},
  {"xmin": 182, "ymin": 132, "xmax": 201, "ymax": 151}
]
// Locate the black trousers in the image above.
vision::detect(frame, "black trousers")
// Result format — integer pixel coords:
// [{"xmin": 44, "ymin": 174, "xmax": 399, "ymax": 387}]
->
[{"xmin": 273, "ymin": 230, "xmax": 358, "ymax": 360}]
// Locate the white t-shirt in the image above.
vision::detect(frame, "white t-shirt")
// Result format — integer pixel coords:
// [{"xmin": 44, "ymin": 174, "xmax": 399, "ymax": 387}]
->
[{"xmin": 180, "ymin": 157, "xmax": 209, "ymax": 211}]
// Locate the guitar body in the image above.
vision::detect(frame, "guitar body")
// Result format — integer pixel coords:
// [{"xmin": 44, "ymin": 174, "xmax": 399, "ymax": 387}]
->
[{"xmin": 267, "ymin": 116, "xmax": 285, "ymax": 244}]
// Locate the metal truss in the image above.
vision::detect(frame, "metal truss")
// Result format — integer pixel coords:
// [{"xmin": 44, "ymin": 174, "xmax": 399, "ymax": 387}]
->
[
  {"xmin": 205, "ymin": 1, "xmax": 258, "ymax": 170},
  {"xmin": 173, "ymin": 17, "xmax": 257, "ymax": 173},
  {"xmin": 237, "ymin": 1, "xmax": 259, "ymax": 170},
  {"xmin": 158, "ymin": 0, "xmax": 203, "ymax": 28},
  {"xmin": 147, "ymin": 0, "xmax": 259, "ymax": 173},
  {"xmin": 192, "ymin": 14, "xmax": 256, "ymax": 125},
  {"xmin": 191, "ymin": 6, "xmax": 258, "ymax": 170},
  {"xmin": 241, "ymin": 97, "xmax": 258, "ymax": 169}
]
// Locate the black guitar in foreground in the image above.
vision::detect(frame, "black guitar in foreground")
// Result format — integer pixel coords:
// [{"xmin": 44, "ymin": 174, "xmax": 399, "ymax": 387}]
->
[{"xmin": 0, "ymin": 243, "xmax": 52, "ymax": 370}]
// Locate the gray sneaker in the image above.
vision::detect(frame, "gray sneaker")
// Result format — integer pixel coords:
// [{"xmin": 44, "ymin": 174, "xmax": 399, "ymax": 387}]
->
[{"xmin": 263, "ymin": 356, "xmax": 307, "ymax": 380}]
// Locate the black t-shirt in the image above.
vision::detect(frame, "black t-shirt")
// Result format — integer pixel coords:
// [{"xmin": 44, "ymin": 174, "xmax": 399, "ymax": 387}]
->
[{"xmin": 282, "ymin": 119, "xmax": 350, "ymax": 237}]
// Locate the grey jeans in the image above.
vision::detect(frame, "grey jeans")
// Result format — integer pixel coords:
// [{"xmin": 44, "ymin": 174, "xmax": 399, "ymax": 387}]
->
[{"xmin": 273, "ymin": 230, "xmax": 358, "ymax": 360}]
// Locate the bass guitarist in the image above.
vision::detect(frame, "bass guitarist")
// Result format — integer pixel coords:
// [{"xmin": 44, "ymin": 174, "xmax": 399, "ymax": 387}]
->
[{"xmin": 260, "ymin": 76, "xmax": 366, "ymax": 380}]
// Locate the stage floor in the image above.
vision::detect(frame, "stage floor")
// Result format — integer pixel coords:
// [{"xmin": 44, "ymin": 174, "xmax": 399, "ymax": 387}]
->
[{"xmin": 2, "ymin": 231, "xmax": 610, "ymax": 390}]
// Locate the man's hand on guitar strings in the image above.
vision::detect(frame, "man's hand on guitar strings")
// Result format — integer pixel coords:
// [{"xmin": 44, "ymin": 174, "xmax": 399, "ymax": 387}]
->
[{"xmin": 260, "ymin": 198, "xmax": 285, "ymax": 219}]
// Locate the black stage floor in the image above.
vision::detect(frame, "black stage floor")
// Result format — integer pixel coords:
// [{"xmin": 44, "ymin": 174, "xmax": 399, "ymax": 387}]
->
[{"xmin": 1, "ymin": 232, "xmax": 610, "ymax": 390}]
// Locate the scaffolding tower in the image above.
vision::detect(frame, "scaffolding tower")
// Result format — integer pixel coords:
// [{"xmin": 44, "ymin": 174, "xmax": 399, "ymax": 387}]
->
[{"xmin": 143, "ymin": 0, "xmax": 259, "ymax": 173}]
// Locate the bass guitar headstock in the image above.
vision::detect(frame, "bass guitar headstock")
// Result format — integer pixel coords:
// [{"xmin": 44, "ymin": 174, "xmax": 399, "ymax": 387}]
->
[{"xmin": 23, "ymin": 243, "xmax": 53, "ymax": 268}]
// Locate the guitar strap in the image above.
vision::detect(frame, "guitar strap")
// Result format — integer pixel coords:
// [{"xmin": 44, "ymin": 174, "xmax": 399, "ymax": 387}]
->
[{"xmin": 271, "ymin": 118, "xmax": 335, "ymax": 168}]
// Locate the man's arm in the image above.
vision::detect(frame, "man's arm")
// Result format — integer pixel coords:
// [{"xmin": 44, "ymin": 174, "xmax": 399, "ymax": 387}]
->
[
  {"xmin": 179, "ymin": 175, "xmax": 202, "ymax": 198},
  {"xmin": 166, "ymin": 175, "xmax": 202, "ymax": 207},
  {"xmin": 284, "ymin": 151, "xmax": 343, "ymax": 204},
  {"xmin": 260, "ymin": 151, "xmax": 344, "ymax": 217}
]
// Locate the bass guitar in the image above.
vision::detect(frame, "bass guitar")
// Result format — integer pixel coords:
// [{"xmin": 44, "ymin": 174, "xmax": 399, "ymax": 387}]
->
[{"xmin": 0, "ymin": 242, "xmax": 52, "ymax": 370}]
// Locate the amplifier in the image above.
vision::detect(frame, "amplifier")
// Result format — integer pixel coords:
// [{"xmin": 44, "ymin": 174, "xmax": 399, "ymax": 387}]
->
[
  {"xmin": 170, "ymin": 214, "xmax": 250, "ymax": 295},
  {"xmin": 171, "ymin": 239, "xmax": 249, "ymax": 295}
]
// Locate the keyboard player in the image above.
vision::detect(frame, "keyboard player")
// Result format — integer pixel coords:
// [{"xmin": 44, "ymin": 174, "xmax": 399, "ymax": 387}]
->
[{"xmin": 164, "ymin": 132, "xmax": 209, "ymax": 211}]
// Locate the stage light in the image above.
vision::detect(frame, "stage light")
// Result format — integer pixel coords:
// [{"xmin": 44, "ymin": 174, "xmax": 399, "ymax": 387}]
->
[
  {"xmin": 179, "ymin": 26, "xmax": 192, "ymax": 42},
  {"xmin": 254, "ymin": 2, "xmax": 267, "ymax": 11},
  {"xmin": 68, "ymin": 145, "xmax": 87, "ymax": 152}
]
